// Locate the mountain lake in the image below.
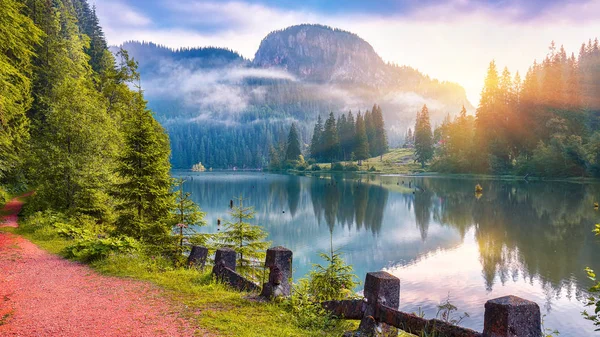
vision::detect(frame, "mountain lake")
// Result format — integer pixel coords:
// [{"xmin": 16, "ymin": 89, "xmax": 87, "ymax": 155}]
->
[{"xmin": 174, "ymin": 170, "xmax": 600, "ymax": 335}]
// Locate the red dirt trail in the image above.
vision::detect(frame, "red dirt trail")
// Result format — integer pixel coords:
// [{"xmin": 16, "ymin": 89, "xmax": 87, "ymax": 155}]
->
[
  {"xmin": 0, "ymin": 192, "xmax": 33, "ymax": 228},
  {"xmin": 0, "ymin": 195, "xmax": 197, "ymax": 336}
]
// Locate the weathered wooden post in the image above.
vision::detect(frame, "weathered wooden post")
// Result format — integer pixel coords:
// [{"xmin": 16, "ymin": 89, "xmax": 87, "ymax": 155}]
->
[
  {"xmin": 345, "ymin": 271, "xmax": 399, "ymax": 337},
  {"xmin": 211, "ymin": 247, "xmax": 260, "ymax": 292},
  {"xmin": 483, "ymin": 295, "xmax": 541, "ymax": 337},
  {"xmin": 213, "ymin": 247, "xmax": 236, "ymax": 273},
  {"xmin": 260, "ymin": 246, "xmax": 293, "ymax": 299},
  {"xmin": 187, "ymin": 245, "xmax": 208, "ymax": 269}
]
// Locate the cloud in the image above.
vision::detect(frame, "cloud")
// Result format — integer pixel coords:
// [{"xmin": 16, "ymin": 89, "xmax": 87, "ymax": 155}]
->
[
  {"xmin": 326, "ymin": 2, "xmax": 600, "ymax": 105},
  {"xmin": 225, "ymin": 68, "xmax": 296, "ymax": 81},
  {"xmin": 142, "ymin": 59, "xmax": 297, "ymax": 117},
  {"xmin": 164, "ymin": 1, "xmax": 317, "ymax": 30},
  {"xmin": 96, "ymin": 0, "xmax": 600, "ymax": 107},
  {"xmin": 95, "ymin": 0, "xmax": 151, "ymax": 28}
]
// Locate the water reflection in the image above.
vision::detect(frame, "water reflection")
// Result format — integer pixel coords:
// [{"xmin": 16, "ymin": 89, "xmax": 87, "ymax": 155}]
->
[
  {"xmin": 307, "ymin": 176, "xmax": 389, "ymax": 234},
  {"xmin": 175, "ymin": 171, "xmax": 600, "ymax": 335}
]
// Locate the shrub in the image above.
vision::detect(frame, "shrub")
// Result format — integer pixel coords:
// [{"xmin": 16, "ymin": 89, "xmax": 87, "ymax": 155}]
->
[
  {"xmin": 583, "ymin": 224, "xmax": 600, "ymax": 331},
  {"xmin": 287, "ymin": 250, "xmax": 358, "ymax": 331},
  {"xmin": 191, "ymin": 162, "xmax": 206, "ymax": 172},
  {"xmin": 295, "ymin": 162, "xmax": 308, "ymax": 171},
  {"xmin": 0, "ymin": 187, "xmax": 9, "ymax": 206},
  {"xmin": 331, "ymin": 162, "xmax": 344, "ymax": 171},
  {"xmin": 310, "ymin": 164, "xmax": 321, "ymax": 171},
  {"xmin": 23, "ymin": 212, "xmax": 140, "ymax": 262},
  {"xmin": 344, "ymin": 163, "xmax": 359, "ymax": 171},
  {"xmin": 287, "ymin": 279, "xmax": 338, "ymax": 331},
  {"xmin": 305, "ymin": 251, "xmax": 358, "ymax": 302},
  {"xmin": 368, "ymin": 166, "xmax": 377, "ymax": 172},
  {"xmin": 21, "ymin": 210, "xmax": 67, "ymax": 232},
  {"xmin": 64, "ymin": 235, "xmax": 140, "ymax": 262},
  {"xmin": 54, "ymin": 222, "xmax": 89, "ymax": 240},
  {"xmin": 283, "ymin": 160, "xmax": 297, "ymax": 170}
]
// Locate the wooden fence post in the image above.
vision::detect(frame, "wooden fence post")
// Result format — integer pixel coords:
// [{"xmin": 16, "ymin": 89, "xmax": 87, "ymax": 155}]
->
[
  {"xmin": 260, "ymin": 246, "xmax": 293, "ymax": 299},
  {"xmin": 353, "ymin": 271, "xmax": 400, "ymax": 337},
  {"xmin": 213, "ymin": 248, "xmax": 236, "ymax": 272},
  {"xmin": 187, "ymin": 245, "xmax": 208, "ymax": 269},
  {"xmin": 483, "ymin": 295, "xmax": 541, "ymax": 337}
]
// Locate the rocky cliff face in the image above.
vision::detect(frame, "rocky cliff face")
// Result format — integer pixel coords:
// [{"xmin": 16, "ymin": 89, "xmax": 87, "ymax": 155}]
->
[{"xmin": 253, "ymin": 24, "xmax": 389, "ymax": 85}]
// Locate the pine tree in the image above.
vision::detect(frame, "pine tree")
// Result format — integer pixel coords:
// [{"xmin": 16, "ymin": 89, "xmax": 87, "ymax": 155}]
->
[
  {"xmin": 113, "ymin": 89, "xmax": 173, "ymax": 243},
  {"xmin": 268, "ymin": 145, "xmax": 282, "ymax": 170},
  {"xmin": 336, "ymin": 114, "xmax": 347, "ymax": 160},
  {"xmin": 0, "ymin": 0, "xmax": 42, "ymax": 184},
  {"xmin": 72, "ymin": 0, "xmax": 108, "ymax": 73},
  {"xmin": 370, "ymin": 104, "xmax": 388, "ymax": 160},
  {"xmin": 354, "ymin": 112, "xmax": 370, "ymax": 165},
  {"xmin": 345, "ymin": 111, "xmax": 356, "ymax": 159},
  {"xmin": 322, "ymin": 112, "xmax": 340, "ymax": 164},
  {"xmin": 172, "ymin": 178, "xmax": 206, "ymax": 257},
  {"xmin": 364, "ymin": 108, "xmax": 375, "ymax": 156},
  {"xmin": 220, "ymin": 196, "xmax": 270, "ymax": 280},
  {"xmin": 27, "ymin": 0, "xmax": 117, "ymax": 220},
  {"xmin": 474, "ymin": 61, "xmax": 503, "ymax": 171},
  {"xmin": 414, "ymin": 104, "xmax": 433, "ymax": 167},
  {"xmin": 285, "ymin": 123, "xmax": 302, "ymax": 161},
  {"xmin": 309, "ymin": 115, "xmax": 323, "ymax": 161},
  {"xmin": 405, "ymin": 128, "xmax": 413, "ymax": 147}
]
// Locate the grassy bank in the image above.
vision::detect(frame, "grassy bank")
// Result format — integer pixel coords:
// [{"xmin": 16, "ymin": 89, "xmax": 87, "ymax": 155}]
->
[
  {"xmin": 1, "ymin": 206, "xmax": 356, "ymax": 337},
  {"xmin": 308, "ymin": 148, "xmax": 424, "ymax": 174},
  {"xmin": 303, "ymin": 148, "xmax": 600, "ymax": 183}
]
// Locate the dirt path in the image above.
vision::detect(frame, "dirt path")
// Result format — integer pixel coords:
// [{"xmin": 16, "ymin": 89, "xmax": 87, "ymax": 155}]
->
[
  {"xmin": 0, "ymin": 192, "xmax": 33, "ymax": 228},
  {"xmin": 0, "ymin": 196, "xmax": 197, "ymax": 336}
]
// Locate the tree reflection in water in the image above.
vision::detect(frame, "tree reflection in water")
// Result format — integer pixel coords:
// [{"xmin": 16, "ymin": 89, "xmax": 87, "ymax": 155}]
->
[{"xmin": 178, "ymin": 171, "xmax": 600, "ymax": 334}]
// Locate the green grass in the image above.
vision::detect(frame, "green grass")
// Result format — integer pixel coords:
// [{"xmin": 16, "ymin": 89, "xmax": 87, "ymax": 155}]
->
[
  {"xmin": 308, "ymin": 148, "xmax": 600, "ymax": 183},
  {"xmin": 312, "ymin": 148, "xmax": 424, "ymax": 175},
  {"xmin": 92, "ymin": 254, "xmax": 339, "ymax": 337},
  {"xmin": 2, "ymin": 212, "xmax": 356, "ymax": 337},
  {"xmin": 362, "ymin": 148, "xmax": 424, "ymax": 174}
]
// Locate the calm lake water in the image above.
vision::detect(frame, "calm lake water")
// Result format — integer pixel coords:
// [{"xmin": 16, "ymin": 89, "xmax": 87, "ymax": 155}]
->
[{"xmin": 174, "ymin": 170, "xmax": 600, "ymax": 335}]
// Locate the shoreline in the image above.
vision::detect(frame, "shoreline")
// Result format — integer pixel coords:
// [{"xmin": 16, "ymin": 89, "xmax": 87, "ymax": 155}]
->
[{"xmin": 177, "ymin": 168, "xmax": 600, "ymax": 184}]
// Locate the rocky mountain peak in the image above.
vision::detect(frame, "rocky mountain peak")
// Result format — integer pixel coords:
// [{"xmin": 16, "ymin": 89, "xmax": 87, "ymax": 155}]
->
[{"xmin": 253, "ymin": 24, "xmax": 388, "ymax": 84}]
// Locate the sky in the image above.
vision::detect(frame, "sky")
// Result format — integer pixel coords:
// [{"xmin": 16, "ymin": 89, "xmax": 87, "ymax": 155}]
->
[{"xmin": 94, "ymin": 0, "xmax": 600, "ymax": 106}]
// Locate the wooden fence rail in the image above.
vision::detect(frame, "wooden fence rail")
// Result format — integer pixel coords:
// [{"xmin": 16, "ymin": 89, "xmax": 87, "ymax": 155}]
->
[
  {"xmin": 323, "ymin": 271, "xmax": 542, "ymax": 337},
  {"xmin": 199, "ymin": 245, "xmax": 542, "ymax": 337}
]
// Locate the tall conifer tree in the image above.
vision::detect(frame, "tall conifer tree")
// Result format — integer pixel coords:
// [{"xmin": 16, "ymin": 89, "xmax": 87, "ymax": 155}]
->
[
  {"xmin": 114, "ymin": 90, "xmax": 173, "ymax": 243},
  {"xmin": 322, "ymin": 112, "xmax": 339, "ymax": 164},
  {"xmin": 364, "ymin": 108, "xmax": 375, "ymax": 156},
  {"xmin": 354, "ymin": 112, "xmax": 370, "ymax": 165},
  {"xmin": 414, "ymin": 104, "xmax": 433, "ymax": 167},
  {"xmin": 0, "ymin": 0, "xmax": 42, "ymax": 183},
  {"xmin": 345, "ymin": 110, "xmax": 356, "ymax": 159},
  {"xmin": 28, "ymin": 0, "xmax": 117, "ymax": 220},
  {"xmin": 310, "ymin": 115, "xmax": 323, "ymax": 161},
  {"xmin": 285, "ymin": 123, "xmax": 302, "ymax": 161},
  {"xmin": 370, "ymin": 104, "xmax": 388, "ymax": 160}
]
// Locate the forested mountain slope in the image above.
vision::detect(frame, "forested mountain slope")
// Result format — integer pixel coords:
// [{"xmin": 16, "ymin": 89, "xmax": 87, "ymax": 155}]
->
[
  {"xmin": 115, "ymin": 25, "xmax": 472, "ymax": 169},
  {"xmin": 1, "ymin": 0, "xmax": 174, "ymax": 241}
]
